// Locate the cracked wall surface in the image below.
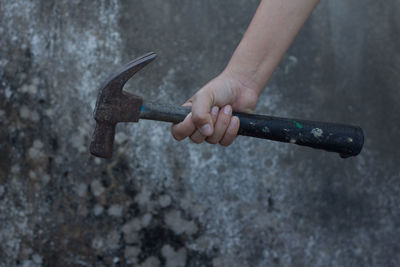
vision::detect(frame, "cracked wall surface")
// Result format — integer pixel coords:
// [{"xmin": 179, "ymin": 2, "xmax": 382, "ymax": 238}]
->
[{"xmin": 1, "ymin": 0, "xmax": 400, "ymax": 266}]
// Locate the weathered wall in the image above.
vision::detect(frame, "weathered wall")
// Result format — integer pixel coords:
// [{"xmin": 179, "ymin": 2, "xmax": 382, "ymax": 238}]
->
[{"xmin": 1, "ymin": 1, "xmax": 399, "ymax": 266}]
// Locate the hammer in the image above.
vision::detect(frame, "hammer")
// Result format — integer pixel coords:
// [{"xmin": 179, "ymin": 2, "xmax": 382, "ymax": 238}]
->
[{"xmin": 90, "ymin": 52, "xmax": 364, "ymax": 159}]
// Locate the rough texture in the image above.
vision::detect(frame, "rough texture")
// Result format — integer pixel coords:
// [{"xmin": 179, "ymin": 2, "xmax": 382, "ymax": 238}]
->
[{"xmin": 1, "ymin": 1, "xmax": 399, "ymax": 266}]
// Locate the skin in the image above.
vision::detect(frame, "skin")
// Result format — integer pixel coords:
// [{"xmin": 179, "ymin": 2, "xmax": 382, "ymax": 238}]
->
[{"xmin": 171, "ymin": 0, "xmax": 320, "ymax": 146}]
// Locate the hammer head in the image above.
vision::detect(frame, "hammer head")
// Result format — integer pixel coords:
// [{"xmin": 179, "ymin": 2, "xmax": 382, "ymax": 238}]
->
[{"xmin": 90, "ymin": 52, "xmax": 157, "ymax": 158}]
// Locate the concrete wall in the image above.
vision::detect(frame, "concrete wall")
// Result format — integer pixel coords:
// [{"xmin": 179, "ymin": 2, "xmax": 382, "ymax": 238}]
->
[{"xmin": 1, "ymin": 1, "xmax": 399, "ymax": 266}]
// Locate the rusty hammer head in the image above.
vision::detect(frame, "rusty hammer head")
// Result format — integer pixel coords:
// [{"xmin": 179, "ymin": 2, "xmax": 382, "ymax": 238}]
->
[{"xmin": 90, "ymin": 52, "xmax": 156, "ymax": 158}]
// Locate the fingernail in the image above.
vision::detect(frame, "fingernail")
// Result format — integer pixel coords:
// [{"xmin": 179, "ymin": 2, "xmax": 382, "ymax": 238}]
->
[
  {"xmin": 211, "ymin": 106, "xmax": 219, "ymax": 115},
  {"xmin": 224, "ymin": 105, "xmax": 231, "ymax": 115},
  {"xmin": 185, "ymin": 112, "xmax": 192, "ymax": 119},
  {"xmin": 200, "ymin": 124, "xmax": 212, "ymax": 135},
  {"xmin": 230, "ymin": 116, "xmax": 238, "ymax": 127}
]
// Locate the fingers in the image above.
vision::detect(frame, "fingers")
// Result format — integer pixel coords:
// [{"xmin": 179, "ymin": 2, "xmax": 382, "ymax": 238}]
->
[
  {"xmin": 206, "ymin": 105, "xmax": 232, "ymax": 144},
  {"xmin": 191, "ymin": 89, "xmax": 216, "ymax": 136},
  {"xmin": 219, "ymin": 116, "xmax": 240, "ymax": 146},
  {"xmin": 190, "ymin": 106, "xmax": 219, "ymax": 143},
  {"xmin": 205, "ymin": 105, "xmax": 240, "ymax": 146},
  {"xmin": 172, "ymin": 104, "xmax": 240, "ymax": 146},
  {"xmin": 171, "ymin": 112, "xmax": 196, "ymax": 141}
]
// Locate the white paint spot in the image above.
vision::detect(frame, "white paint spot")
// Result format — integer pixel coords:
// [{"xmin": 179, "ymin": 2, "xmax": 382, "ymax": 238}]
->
[
  {"xmin": 90, "ymin": 180, "xmax": 105, "ymax": 197},
  {"xmin": 141, "ymin": 256, "xmax": 161, "ymax": 267},
  {"xmin": 20, "ymin": 106, "xmax": 40, "ymax": 122},
  {"xmin": 91, "ymin": 236, "xmax": 105, "ymax": 250},
  {"xmin": 30, "ymin": 110, "xmax": 40, "ymax": 122},
  {"xmin": 107, "ymin": 230, "xmax": 121, "ymax": 249},
  {"xmin": 161, "ymin": 244, "xmax": 187, "ymax": 267},
  {"xmin": 20, "ymin": 106, "xmax": 30, "ymax": 120},
  {"xmin": 122, "ymin": 218, "xmax": 142, "ymax": 234},
  {"xmin": 124, "ymin": 246, "xmax": 140, "ymax": 264},
  {"xmin": 44, "ymin": 109, "xmax": 54, "ymax": 117},
  {"xmin": 11, "ymin": 165, "xmax": 20, "ymax": 174},
  {"xmin": 28, "ymin": 140, "xmax": 45, "ymax": 160},
  {"xmin": 0, "ymin": 59, "xmax": 8, "ymax": 67},
  {"xmin": 93, "ymin": 204, "xmax": 104, "ymax": 216},
  {"xmin": 159, "ymin": 194, "xmax": 172, "ymax": 208},
  {"xmin": 107, "ymin": 204, "xmax": 123, "ymax": 217},
  {"xmin": 29, "ymin": 170, "xmax": 36, "ymax": 180},
  {"xmin": 20, "ymin": 84, "xmax": 38, "ymax": 95},
  {"xmin": 94, "ymin": 157, "xmax": 102, "ymax": 165},
  {"xmin": 41, "ymin": 174, "xmax": 50, "ymax": 185},
  {"xmin": 115, "ymin": 132, "xmax": 129, "ymax": 145},
  {"xmin": 33, "ymin": 140, "xmax": 43, "ymax": 149},
  {"xmin": 4, "ymin": 87, "xmax": 12, "ymax": 99},
  {"xmin": 32, "ymin": 77, "xmax": 40, "ymax": 85},
  {"xmin": 134, "ymin": 186, "xmax": 152, "ymax": 208},
  {"xmin": 70, "ymin": 123, "xmax": 91, "ymax": 153},
  {"xmin": 123, "ymin": 231, "xmax": 139, "ymax": 245},
  {"xmin": 165, "ymin": 210, "xmax": 198, "ymax": 235},
  {"xmin": 75, "ymin": 183, "xmax": 88, "ymax": 197},
  {"xmin": 141, "ymin": 213, "xmax": 152, "ymax": 227},
  {"xmin": 284, "ymin": 55, "xmax": 299, "ymax": 74},
  {"xmin": 32, "ymin": 254, "xmax": 42, "ymax": 264},
  {"xmin": 262, "ymin": 126, "xmax": 270, "ymax": 133},
  {"xmin": 311, "ymin": 128, "xmax": 323, "ymax": 138}
]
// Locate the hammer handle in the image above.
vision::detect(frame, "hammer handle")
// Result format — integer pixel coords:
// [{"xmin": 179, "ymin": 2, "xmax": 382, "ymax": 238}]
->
[{"xmin": 140, "ymin": 102, "xmax": 364, "ymax": 158}]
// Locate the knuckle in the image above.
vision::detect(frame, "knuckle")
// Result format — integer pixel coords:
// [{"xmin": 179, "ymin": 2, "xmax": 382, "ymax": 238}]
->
[
  {"xmin": 192, "ymin": 113, "xmax": 208, "ymax": 126},
  {"xmin": 171, "ymin": 128, "xmax": 180, "ymax": 141},
  {"xmin": 176, "ymin": 135, "xmax": 185, "ymax": 141},
  {"xmin": 192, "ymin": 91, "xmax": 202, "ymax": 99},
  {"xmin": 190, "ymin": 137, "xmax": 203, "ymax": 144},
  {"xmin": 171, "ymin": 126, "xmax": 186, "ymax": 141},
  {"xmin": 219, "ymin": 133, "xmax": 236, "ymax": 147},
  {"xmin": 206, "ymin": 138, "xmax": 218, "ymax": 144},
  {"xmin": 192, "ymin": 91, "xmax": 205, "ymax": 103},
  {"xmin": 227, "ymin": 127, "xmax": 238, "ymax": 135},
  {"xmin": 172, "ymin": 131, "xmax": 184, "ymax": 141},
  {"xmin": 218, "ymin": 110, "xmax": 231, "ymax": 121},
  {"xmin": 219, "ymin": 140, "xmax": 230, "ymax": 147},
  {"xmin": 220, "ymin": 116, "xmax": 231, "ymax": 127}
]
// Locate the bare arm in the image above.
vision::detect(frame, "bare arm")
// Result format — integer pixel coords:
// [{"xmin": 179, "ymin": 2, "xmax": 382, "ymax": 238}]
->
[
  {"xmin": 172, "ymin": 0, "xmax": 320, "ymax": 145},
  {"xmin": 227, "ymin": 0, "xmax": 320, "ymax": 94}
]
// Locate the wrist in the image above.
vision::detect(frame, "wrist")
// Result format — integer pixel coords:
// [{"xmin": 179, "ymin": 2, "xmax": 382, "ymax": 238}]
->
[
  {"xmin": 217, "ymin": 68, "xmax": 260, "ymax": 113},
  {"xmin": 224, "ymin": 44, "xmax": 278, "ymax": 96},
  {"xmin": 222, "ymin": 60, "xmax": 265, "ymax": 97}
]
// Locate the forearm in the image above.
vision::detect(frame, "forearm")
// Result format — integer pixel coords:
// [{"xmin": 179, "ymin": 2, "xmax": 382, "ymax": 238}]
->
[{"xmin": 225, "ymin": 0, "xmax": 319, "ymax": 94}]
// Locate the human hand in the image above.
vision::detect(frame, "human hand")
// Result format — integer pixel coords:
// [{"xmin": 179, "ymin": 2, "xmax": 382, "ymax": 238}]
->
[{"xmin": 171, "ymin": 71, "xmax": 259, "ymax": 146}]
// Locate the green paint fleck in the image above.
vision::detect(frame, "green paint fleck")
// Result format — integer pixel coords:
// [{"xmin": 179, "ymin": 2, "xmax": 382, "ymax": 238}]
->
[{"xmin": 292, "ymin": 120, "xmax": 303, "ymax": 129}]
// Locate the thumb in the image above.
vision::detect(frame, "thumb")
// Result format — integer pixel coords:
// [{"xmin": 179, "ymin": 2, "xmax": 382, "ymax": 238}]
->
[{"xmin": 191, "ymin": 89, "xmax": 215, "ymax": 136}]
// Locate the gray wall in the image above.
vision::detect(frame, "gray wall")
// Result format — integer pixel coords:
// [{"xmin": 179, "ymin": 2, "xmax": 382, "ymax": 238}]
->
[{"xmin": 1, "ymin": 1, "xmax": 399, "ymax": 266}]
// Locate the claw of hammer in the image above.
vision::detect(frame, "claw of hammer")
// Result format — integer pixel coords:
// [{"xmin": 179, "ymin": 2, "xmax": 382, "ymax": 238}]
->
[{"xmin": 90, "ymin": 52, "xmax": 156, "ymax": 158}]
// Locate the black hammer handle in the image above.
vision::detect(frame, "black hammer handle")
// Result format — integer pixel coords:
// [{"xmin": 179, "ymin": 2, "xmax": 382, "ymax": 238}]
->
[{"xmin": 140, "ymin": 102, "xmax": 364, "ymax": 158}]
